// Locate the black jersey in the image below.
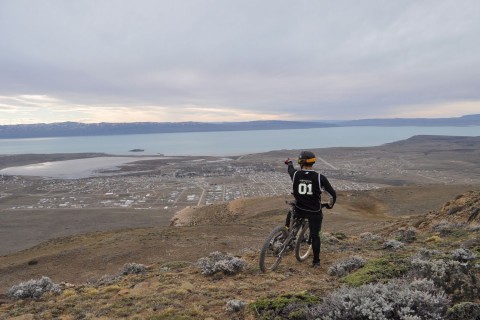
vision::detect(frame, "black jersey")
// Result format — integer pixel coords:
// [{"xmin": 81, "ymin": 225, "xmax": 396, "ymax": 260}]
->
[
  {"xmin": 292, "ymin": 169, "xmax": 322, "ymax": 212},
  {"xmin": 287, "ymin": 164, "xmax": 337, "ymax": 214}
]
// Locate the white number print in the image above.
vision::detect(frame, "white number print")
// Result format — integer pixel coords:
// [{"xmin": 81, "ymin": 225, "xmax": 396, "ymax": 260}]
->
[{"xmin": 298, "ymin": 182, "xmax": 313, "ymax": 195}]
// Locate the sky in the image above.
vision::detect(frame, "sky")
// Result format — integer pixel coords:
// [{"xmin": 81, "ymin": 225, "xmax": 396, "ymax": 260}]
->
[{"xmin": 1, "ymin": 0, "xmax": 479, "ymax": 125}]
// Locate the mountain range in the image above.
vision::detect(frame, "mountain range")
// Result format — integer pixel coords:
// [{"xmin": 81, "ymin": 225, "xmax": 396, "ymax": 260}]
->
[{"xmin": 1, "ymin": 114, "xmax": 479, "ymax": 139}]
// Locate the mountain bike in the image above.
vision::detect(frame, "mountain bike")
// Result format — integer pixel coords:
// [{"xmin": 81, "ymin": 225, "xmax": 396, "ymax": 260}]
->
[{"xmin": 259, "ymin": 201, "xmax": 327, "ymax": 272}]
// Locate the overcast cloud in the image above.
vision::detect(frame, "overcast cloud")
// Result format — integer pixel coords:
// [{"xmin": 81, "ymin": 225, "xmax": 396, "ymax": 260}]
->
[{"xmin": 0, "ymin": 0, "xmax": 479, "ymax": 124}]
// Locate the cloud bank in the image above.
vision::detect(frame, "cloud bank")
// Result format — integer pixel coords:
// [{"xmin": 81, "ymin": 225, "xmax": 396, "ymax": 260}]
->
[{"xmin": 0, "ymin": 0, "xmax": 479, "ymax": 124}]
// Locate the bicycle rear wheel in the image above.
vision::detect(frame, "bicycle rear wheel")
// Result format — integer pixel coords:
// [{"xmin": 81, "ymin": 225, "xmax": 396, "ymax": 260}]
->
[
  {"xmin": 259, "ymin": 225, "xmax": 288, "ymax": 272},
  {"xmin": 295, "ymin": 222, "xmax": 311, "ymax": 262}
]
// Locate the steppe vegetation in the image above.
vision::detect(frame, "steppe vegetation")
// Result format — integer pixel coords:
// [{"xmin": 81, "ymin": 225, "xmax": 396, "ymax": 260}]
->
[{"xmin": 1, "ymin": 191, "xmax": 479, "ymax": 319}]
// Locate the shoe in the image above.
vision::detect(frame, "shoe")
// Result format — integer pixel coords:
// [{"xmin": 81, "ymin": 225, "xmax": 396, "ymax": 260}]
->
[{"xmin": 312, "ymin": 262, "xmax": 320, "ymax": 268}]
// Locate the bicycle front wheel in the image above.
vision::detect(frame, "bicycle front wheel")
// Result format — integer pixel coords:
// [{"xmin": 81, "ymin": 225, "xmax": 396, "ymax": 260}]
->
[
  {"xmin": 259, "ymin": 225, "xmax": 288, "ymax": 272},
  {"xmin": 295, "ymin": 222, "xmax": 311, "ymax": 262}
]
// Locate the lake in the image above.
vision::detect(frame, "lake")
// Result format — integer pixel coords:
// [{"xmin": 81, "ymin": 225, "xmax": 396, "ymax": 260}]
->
[{"xmin": 1, "ymin": 126, "xmax": 479, "ymax": 156}]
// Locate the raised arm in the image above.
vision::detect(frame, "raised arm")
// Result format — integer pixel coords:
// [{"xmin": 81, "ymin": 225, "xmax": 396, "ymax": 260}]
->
[{"xmin": 285, "ymin": 158, "xmax": 297, "ymax": 180}]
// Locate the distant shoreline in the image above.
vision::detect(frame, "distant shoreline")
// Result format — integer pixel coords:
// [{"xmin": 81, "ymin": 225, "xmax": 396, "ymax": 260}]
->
[
  {"xmin": 1, "ymin": 127, "xmax": 480, "ymax": 157},
  {"xmin": 0, "ymin": 156, "xmax": 171, "ymax": 179},
  {"xmin": 1, "ymin": 114, "xmax": 479, "ymax": 139},
  {"xmin": 1, "ymin": 135, "xmax": 480, "ymax": 179}
]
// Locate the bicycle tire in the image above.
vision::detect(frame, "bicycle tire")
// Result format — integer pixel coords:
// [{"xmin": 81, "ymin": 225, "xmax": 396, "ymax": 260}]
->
[
  {"xmin": 295, "ymin": 221, "xmax": 312, "ymax": 262},
  {"xmin": 259, "ymin": 225, "xmax": 288, "ymax": 272}
]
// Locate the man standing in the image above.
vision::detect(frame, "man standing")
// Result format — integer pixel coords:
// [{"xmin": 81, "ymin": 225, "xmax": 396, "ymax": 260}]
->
[{"xmin": 285, "ymin": 150, "xmax": 336, "ymax": 268}]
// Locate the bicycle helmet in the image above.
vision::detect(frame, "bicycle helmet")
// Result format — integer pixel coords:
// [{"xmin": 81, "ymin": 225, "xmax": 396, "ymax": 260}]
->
[{"xmin": 297, "ymin": 150, "xmax": 316, "ymax": 166}]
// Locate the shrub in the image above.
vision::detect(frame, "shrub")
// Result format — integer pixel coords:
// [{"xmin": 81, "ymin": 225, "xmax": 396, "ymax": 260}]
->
[
  {"xmin": 214, "ymin": 257, "xmax": 247, "ymax": 275},
  {"xmin": 409, "ymin": 257, "xmax": 480, "ymax": 302},
  {"xmin": 307, "ymin": 279, "xmax": 449, "ymax": 320},
  {"xmin": 392, "ymin": 227, "xmax": 418, "ymax": 243},
  {"xmin": 250, "ymin": 293, "xmax": 321, "ymax": 320},
  {"xmin": 468, "ymin": 207, "xmax": 480, "ymax": 223},
  {"xmin": 120, "ymin": 263, "xmax": 147, "ymax": 275},
  {"xmin": 462, "ymin": 238, "xmax": 480, "ymax": 257},
  {"xmin": 196, "ymin": 251, "xmax": 247, "ymax": 276},
  {"xmin": 8, "ymin": 276, "xmax": 61, "ymax": 299},
  {"xmin": 89, "ymin": 274, "xmax": 120, "ymax": 286},
  {"xmin": 321, "ymin": 233, "xmax": 340, "ymax": 245},
  {"xmin": 341, "ymin": 255, "xmax": 409, "ymax": 287},
  {"xmin": 89, "ymin": 262, "xmax": 147, "ymax": 286},
  {"xmin": 328, "ymin": 256, "xmax": 366, "ymax": 277},
  {"xmin": 383, "ymin": 239, "xmax": 405, "ymax": 250},
  {"xmin": 446, "ymin": 302, "xmax": 480, "ymax": 320},
  {"xmin": 413, "ymin": 248, "xmax": 442, "ymax": 260},
  {"xmin": 432, "ymin": 220, "xmax": 467, "ymax": 237},
  {"xmin": 451, "ymin": 248, "xmax": 476, "ymax": 262},
  {"xmin": 359, "ymin": 232, "xmax": 381, "ymax": 241},
  {"xmin": 332, "ymin": 232, "xmax": 347, "ymax": 240},
  {"xmin": 226, "ymin": 299, "xmax": 246, "ymax": 312}
]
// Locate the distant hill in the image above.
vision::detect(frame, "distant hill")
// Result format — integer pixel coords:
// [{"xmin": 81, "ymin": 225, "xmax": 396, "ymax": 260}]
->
[
  {"xmin": 336, "ymin": 113, "xmax": 480, "ymax": 127},
  {"xmin": 0, "ymin": 120, "xmax": 336, "ymax": 139},
  {"xmin": 0, "ymin": 114, "xmax": 479, "ymax": 139}
]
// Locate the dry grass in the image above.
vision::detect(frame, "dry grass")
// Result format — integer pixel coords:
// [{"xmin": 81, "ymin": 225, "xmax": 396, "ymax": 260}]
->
[{"xmin": 1, "ymin": 190, "xmax": 479, "ymax": 319}]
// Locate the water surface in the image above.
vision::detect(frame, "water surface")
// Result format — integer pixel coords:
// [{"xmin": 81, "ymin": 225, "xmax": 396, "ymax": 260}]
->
[{"xmin": 1, "ymin": 126, "xmax": 479, "ymax": 156}]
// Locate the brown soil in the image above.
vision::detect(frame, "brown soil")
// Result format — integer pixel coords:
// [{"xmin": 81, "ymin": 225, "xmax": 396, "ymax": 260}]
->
[
  {"xmin": 1, "ymin": 184, "xmax": 476, "ymax": 294},
  {"xmin": 0, "ymin": 186, "xmax": 479, "ymax": 319}
]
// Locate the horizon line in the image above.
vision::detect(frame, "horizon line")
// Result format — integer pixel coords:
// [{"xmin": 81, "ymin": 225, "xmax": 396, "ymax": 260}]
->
[{"xmin": 1, "ymin": 113, "xmax": 478, "ymax": 126}]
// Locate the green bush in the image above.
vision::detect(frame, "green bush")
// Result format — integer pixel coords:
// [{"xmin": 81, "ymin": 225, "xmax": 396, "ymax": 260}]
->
[
  {"xmin": 446, "ymin": 302, "xmax": 480, "ymax": 320},
  {"xmin": 391, "ymin": 227, "xmax": 418, "ymax": 243},
  {"xmin": 341, "ymin": 255, "xmax": 409, "ymax": 286},
  {"xmin": 249, "ymin": 293, "xmax": 321, "ymax": 320}
]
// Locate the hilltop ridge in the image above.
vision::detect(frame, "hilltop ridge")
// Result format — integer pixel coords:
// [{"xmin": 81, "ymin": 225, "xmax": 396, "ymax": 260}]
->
[{"xmin": 1, "ymin": 114, "xmax": 479, "ymax": 138}]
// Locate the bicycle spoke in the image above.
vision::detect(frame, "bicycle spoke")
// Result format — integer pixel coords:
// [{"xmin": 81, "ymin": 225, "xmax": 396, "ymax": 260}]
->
[{"xmin": 259, "ymin": 226, "xmax": 288, "ymax": 272}]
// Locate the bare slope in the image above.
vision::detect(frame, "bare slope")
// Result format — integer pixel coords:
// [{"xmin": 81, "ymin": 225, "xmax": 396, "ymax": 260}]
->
[
  {"xmin": 1, "ymin": 185, "xmax": 475, "ymax": 294},
  {"xmin": 0, "ymin": 190, "xmax": 479, "ymax": 319}
]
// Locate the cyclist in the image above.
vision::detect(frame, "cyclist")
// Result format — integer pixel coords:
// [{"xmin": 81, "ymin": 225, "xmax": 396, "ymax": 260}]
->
[{"xmin": 284, "ymin": 150, "xmax": 336, "ymax": 268}]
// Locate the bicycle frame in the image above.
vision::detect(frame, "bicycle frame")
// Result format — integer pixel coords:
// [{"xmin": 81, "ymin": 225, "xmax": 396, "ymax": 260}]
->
[
  {"xmin": 259, "ymin": 202, "xmax": 310, "ymax": 272},
  {"xmin": 277, "ymin": 215, "xmax": 305, "ymax": 257}
]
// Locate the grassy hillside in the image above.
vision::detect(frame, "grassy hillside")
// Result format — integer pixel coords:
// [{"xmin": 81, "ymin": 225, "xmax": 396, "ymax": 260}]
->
[{"xmin": 1, "ymin": 189, "xmax": 479, "ymax": 319}]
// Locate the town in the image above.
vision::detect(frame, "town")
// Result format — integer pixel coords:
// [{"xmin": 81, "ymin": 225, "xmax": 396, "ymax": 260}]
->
[
  {"xmin": 0, "ymin": 164, "xmax": 368, "ymax": 212},
  {"xmin": 1, "ymin": 144, "xmax": 475, "ymax": 213}
]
